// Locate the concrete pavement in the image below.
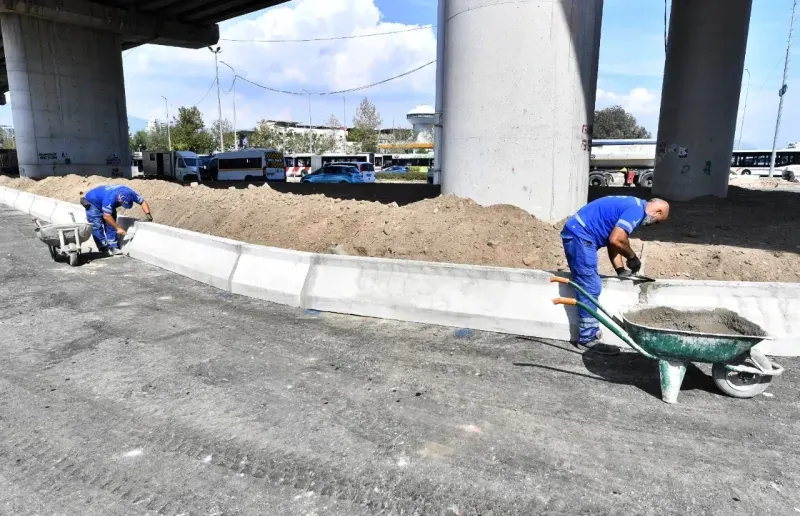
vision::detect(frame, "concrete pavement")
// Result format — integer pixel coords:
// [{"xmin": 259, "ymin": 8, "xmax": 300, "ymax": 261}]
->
[{"xmin": 0, "ymin": 205, "xmax": 798, "ymax": 515}]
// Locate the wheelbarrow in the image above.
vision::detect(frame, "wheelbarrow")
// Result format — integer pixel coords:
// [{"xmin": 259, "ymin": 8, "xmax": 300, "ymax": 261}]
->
[
  {"xmin": 34, "ymin": 215, "xmax": 93, "ymax": 267},
  {"xmin": 550, "ymin": 276, "xmax": 784, "ymax": 404}
]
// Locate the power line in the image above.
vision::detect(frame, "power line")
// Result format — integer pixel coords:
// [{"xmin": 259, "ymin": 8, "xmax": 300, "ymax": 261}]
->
[
  {"xmin": 221, "ymin": 24, "xmax": 434, "ymax": 43},
  {"xmin": 235, "ymin": 60, "xmax": 436, "ymax": 96},
  {"xmin": 193, "ymin": 77, "xmax": 218, "ymax": 107}
]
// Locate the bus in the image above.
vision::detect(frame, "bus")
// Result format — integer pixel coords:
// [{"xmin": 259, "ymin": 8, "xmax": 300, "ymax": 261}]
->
[
  {"xmin": 387, "ymin": 152, "xmax": 434, "ymax": 171},
  {"xmin": 730, "ymin": 147, "xmax": 800, "ymax": 177},
  {"xmin": 284, "ymin": 152, "xmax": 394, "ymax": 177},
  {"xmin": 209, "ymin": 148, "xmax": 286, "ymax": 182}
]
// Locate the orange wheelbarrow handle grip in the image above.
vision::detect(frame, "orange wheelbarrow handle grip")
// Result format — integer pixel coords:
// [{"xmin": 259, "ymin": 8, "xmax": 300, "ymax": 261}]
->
[
  {"xmin": 552, "ymin": 297, "xmax": 577, "ymax": 306},
  {"xmin": 550, "ymin": 276, "xmax": 570, "ymax": 285}
]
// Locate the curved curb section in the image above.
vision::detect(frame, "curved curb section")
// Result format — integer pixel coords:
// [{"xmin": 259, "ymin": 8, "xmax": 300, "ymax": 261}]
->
[{"xmin": 1, "ymin": 185, "xmax": 797, "ymax": 357}]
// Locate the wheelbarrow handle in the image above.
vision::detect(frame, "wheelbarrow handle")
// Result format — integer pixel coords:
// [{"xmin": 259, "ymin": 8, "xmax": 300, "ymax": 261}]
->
[
  {"xmin": 551, "ymin": 296, "xmax": 657, "ymax": 360},
  {"xmin": 550, "ymin": 276, "xmax": 621, "ymax": 327}
]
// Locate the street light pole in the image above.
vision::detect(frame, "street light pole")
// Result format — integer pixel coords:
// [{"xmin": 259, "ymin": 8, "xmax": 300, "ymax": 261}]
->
[
  {"xmin": 161, "ymin": 95, "xmax": 172, "ymax": 151},
  {"xmin": 769, "ymin": 0, "xmax": 797, "ymax": 177},
  {"xmin": 342, "ymin": 96, "xmax": 347, "ymax": 153},
  {"xmin": 209, "ymin": 46, "xmax": 224, "ymax": 152},
  {"xmin": 302, "ymin": 89, "xmax": 312, "ymax": 153},
  {"xmin": 737, "ymin": 68, "xmax": 750, "ymax": 150},
  {"xmin": 220, "ymin": 60, "xmax": 237, "ymax": 150}
]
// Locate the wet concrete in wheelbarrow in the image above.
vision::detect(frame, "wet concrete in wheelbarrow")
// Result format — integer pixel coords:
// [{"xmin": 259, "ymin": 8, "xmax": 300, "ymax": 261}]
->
[
  {"xmin": 1, "ymin": 205, "xmax": 799, "ymax": 515},
  {"xmin": 627, "ymin": 307, "xmax": 767, "ymax": 336}
]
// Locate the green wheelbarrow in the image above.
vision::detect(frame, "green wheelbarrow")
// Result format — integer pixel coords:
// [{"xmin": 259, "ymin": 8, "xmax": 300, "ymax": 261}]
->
[{"xmin": 549, "ymin": 276, "xmax": 784, "ymax": 404}]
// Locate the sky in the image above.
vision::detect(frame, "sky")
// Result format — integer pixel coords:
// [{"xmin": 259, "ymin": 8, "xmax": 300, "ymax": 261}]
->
[{"xmin": 0, "ymin": 0, "xmax": 796, "ymax": 149}]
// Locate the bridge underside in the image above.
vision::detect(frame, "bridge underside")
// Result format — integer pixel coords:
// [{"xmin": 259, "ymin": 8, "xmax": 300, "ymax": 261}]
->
[{"xmin": 0, "ymin": 0, "xmax": 292, "ymax": 98}]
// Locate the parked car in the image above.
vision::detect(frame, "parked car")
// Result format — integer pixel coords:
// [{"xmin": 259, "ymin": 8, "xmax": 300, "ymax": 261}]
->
[
  {"xmin": 383, "ymin": 165, "xmax": 409, "ymax": 173},
  {"xmin": 334, "ymin": 162, "xmax": 376, "ymax": 183},
  {"xmin": 301, "ymin": 165, "xmax": 365, "ymax": 184}
]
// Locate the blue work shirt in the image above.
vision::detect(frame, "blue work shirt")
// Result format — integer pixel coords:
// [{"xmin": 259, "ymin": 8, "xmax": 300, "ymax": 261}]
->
[
  {"xmin": 84, "ymin": 185, "xmax": 144, "ymax": 215},
  {"xmin": 563, "ymin": 196, "xmax": 647, "ymax": 248}
]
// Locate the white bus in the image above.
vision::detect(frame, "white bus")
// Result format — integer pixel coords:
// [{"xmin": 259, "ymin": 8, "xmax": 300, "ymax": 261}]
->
[
  {"xmin": 284, "ymin": 152, "xmax": 393, "ymax": 177},
  {"xmin": 210, "ymin": 148, "xmax": 286, "ymax": 182},
  {"xmin": 730, "ymin": 147, "xmax": 800, "ymax": 177}
]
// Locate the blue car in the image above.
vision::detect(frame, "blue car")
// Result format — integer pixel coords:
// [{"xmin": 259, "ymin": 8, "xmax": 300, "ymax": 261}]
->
[
  {"xmin": 301, "ymin": 165, "xmax": 365, "ymax": 184},
  {"xmin": 384, "ymin": 165, "xmax": 409, "ymax": 173}
]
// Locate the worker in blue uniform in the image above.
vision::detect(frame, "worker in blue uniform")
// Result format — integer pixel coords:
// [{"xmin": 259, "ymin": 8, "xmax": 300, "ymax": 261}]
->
[
  {"xmin": 81, "ymin": 185, "xmax": 153, "ymax": 254},
  {"xmin": 561, "ymin": 196, "xmax": 670, "ymax": 354}
]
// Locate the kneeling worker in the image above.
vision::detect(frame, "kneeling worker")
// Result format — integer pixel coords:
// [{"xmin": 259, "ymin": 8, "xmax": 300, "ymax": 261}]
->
[
  {"xmin": 561, "ymin": 196, "xmax": 670, "ymax": 353},
  {"xmin": 81, "ymin": 185, "xmax": 153, "ymax": 254}
]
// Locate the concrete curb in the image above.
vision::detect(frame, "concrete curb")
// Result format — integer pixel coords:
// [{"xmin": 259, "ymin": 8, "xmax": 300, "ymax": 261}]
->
[{"xmin": 1, "ymin": 187, "xmax": 797, "ymax": 357}]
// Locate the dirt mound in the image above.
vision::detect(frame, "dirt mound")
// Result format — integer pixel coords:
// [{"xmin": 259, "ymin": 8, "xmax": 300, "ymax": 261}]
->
[
  {"xmin": 626, "ymin": 307, "xmax": 766, "ymax": 336},
  {"xmin": 2, "ymin": 175, "xmax": 798, "ymax": 282}
]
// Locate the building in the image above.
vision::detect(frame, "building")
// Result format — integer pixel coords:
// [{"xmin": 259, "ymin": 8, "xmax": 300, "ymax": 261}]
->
[{"xmin": 406, "ymin": 105, "xmax": 435, "ymax": 143}]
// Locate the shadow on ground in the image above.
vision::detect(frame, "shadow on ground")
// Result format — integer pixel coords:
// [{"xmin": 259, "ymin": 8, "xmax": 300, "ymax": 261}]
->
[{"xmin": 514, "ymin": 337, "xmax": 720, "ymax": 401}]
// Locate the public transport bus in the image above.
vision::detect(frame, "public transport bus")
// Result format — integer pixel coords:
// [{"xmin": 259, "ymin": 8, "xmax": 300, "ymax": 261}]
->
[
  {"xmin": 389, "ymin": 153, "xmax": 434, "ymax": 171},
  {"xmin": 212, "ymin": 148, "xmax": 286, "ymax": 182},
  {"xmin": 284, "ymin": 152, "xmax": 394, "ymax": 177},
  {"xmin": 730, "ymin": 147, "xmax": 800, "ymax": 177}
]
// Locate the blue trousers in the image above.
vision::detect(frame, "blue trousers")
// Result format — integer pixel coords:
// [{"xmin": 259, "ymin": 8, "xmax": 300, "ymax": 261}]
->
[
  {"xmin": 86, "ymin": 206, "xmax": 118, "ymax": 251},
  {"xmin": 561, "ymin": 228, "xmax": 602, "ymax": 344}
]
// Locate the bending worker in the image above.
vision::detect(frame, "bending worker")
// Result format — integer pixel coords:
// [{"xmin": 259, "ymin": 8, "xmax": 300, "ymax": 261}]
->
[
  {"xmin": 81, "ymin": 184, "xmax": 152, "ymax": 254},
  {"xmin": 561, "ymin": 196, "xmax": 670, "ymax": 353}
]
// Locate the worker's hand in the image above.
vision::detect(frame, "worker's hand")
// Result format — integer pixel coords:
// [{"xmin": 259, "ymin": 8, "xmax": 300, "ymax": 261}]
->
[
  {"xmin": 615, "ymin": 267, "xmax": 631, "ymax": 277},
  {"xmin": 145, "ymin": 213, "xmax": 154, "ymax": 222},
  {"xmin": 626, "ymin": 256, "xmax": 642, "ymax": 274},
  {"xmin": 117, "ymin": 228, "xmax": 127, "ymax": 237}
]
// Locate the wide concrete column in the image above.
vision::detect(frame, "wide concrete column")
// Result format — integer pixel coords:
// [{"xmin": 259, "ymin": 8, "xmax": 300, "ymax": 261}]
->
[
  {"xmin": 652, "ymin": 0, "xmax": 752, "ymax": 200},
  {"xmin": 0, "ymin": 14, "xmax": 131, "ymax": 179},
  {"xmin": 440, "ymin": 0, "xmax": 603, "ymax": 223}
]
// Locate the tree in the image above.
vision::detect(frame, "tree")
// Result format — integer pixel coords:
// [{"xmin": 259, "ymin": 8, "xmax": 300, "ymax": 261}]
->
[
  {"xmin": 247, "ymin": 120, "xmax": 338, "ymax": 154},
  {"xmin": 248, "ymin": 120, "xmax": 284, "ymax": 149},
  {"xmin": 350, "ymin": 97, "xmax": 382, "ymax": 152},
  {"xmin": 171, "ymin": 106, "xmax": 214, "ymax": 153},
  {"xmin": 593, "ymin": 106, "xmax": 651, "ymax": 139},
  {"xmin": 210, "ymin": 119, "xmax": 236, "ymax": 152},
  {"xmin": 0, "ymin": 127, "xmax": 16, "ymax": 149},
  {"xmin": 130, "ymin": 130, "xmax": 148, "ymax": 152},
  {"xmin": 146, "ymin": 122, "xmax": 170, "ymax": 151}
]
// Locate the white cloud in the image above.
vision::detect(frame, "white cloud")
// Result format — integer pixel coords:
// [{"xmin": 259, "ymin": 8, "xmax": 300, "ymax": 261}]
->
[
  {"xmin": 122, "ymin": 0, "xmax": 436, "ymax": 130},
  {"xmin": 596, "ymin": 87, "xmax": 661, "ymax": 135}
]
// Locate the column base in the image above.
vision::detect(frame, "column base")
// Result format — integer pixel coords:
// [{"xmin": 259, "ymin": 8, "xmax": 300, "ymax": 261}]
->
[{"xmin": 20, "ymin": 164, "xmax": 135, "ymax": 179}]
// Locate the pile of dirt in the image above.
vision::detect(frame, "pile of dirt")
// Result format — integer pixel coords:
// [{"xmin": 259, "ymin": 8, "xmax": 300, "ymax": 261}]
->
[
  {"xmin": 1, "ymin": 175, "xmax": 798, "ymax": 282},
  {"xmin": 626, "ymin": 307, "xmax": 766, "ymax": 336}
]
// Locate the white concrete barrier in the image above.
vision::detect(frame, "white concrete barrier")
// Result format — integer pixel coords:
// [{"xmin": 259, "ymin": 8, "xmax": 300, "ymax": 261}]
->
[
  {"xmin": 1, "ymin": 186, "xmax": 798, "ymax": 357},
  {"xmin": 13, "ymin": 191, "xmax": 36, "ymax": 213},
  {"xmin": 230, "ymin": 244, "xmax": 313, "ymax": 307},
  {"xmin": 125, "ymin": 222, "xmax": 241, "ymax": 291},
  {"xmin": 49, "ymin": 201, "xmax": 88, "ymax": 224},
  {"xmin": 642, "ymin": 281, "xmax": 800, "ymax": 357},
  {"xmin": 301, "ymin": 254, "xmax": 640, "ymax": 343},
  {"xmin": 29, "ymin": 196, "xmax": 58, "ymax": 221}
]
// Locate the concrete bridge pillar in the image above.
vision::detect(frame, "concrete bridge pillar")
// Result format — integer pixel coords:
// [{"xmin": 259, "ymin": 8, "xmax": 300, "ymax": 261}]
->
[
  {"xmin": 652, "ymin": 0, "xmax": 753, "ymax": 201},
  {"xmin": 0, "ymin": 14, "xmax": 131, "ymax": 179},
  {"xmin": 439, "ymin": 0, "xmax": 604, "ymax": 223}
]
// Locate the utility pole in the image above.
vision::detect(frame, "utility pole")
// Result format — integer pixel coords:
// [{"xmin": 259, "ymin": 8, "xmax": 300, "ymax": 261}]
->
[
  {"xmin": 769, "ymin": 0, "xmax": 797, "ymax": 177},
  {"xmin": 161, "ymin": 95, "xmax": 172, "ymax": 151},
  {"xmin": 209, "ymin": 46, "xmax": 224, "ymax": 152},
  {"xmin": 221, "ymin": 61, "xmax": 237, "ymax": 150},
  {"xmin": 737, "ymin": 68, "xmax": 750, "ymax": 150},
  {"xmin": 342, "ymin": 96, "xmax": 347, "ymax": 153},
  {"xmin": 302, "ymin": 89, "xmax": 312, "ymax": 153}
]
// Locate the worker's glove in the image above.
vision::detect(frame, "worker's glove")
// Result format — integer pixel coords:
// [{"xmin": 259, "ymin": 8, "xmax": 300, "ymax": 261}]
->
[
  {"xmin": 616, "ymin": 267, "xmax": 631, "ymax": 277},
  {"xmin": 145, "ymin": 213, "xmax": 154, "ymax": 222},
  {"xmin": 626, "ymin": 256, "xmax": 642, "ymax": 274}
]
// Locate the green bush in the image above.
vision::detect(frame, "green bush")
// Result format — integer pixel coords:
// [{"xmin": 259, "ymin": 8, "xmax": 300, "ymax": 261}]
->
[{"xmin": 376, "ymin": 171, "xmax": 428, "ymax": 182}]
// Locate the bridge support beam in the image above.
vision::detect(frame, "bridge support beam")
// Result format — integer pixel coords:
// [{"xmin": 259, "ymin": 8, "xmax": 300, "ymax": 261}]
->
[
  {"xmin": 652, "ymin": 0, "xmax": 753, "ymax": 201},
  {"xmin": 1, "ymin": 13, "xmax": 131, "ymax": 178},
  {"xmin": 440, "ymin": 0, "xmax": 604, "ymax": 223}
]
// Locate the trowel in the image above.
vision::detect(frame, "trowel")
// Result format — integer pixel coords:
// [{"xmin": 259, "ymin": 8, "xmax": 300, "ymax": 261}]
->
[{"xmin": 616, "ymin": 274, "xmax": 656, "ymax": 283}]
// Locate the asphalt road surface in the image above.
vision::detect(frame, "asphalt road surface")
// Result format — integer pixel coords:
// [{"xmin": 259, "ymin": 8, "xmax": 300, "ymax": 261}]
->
[{"xmin": 1, "ymin": 204, "xmax": 798, "ymax": 516}]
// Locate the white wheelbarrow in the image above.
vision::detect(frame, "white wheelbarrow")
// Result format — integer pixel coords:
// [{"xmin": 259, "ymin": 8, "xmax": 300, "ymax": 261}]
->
[{"xmin": 34, "ymin": 215, "xmax": 93, "ymax": 267}]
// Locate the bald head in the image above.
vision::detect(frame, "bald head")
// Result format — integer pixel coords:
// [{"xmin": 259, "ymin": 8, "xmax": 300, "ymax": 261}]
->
[{"xmin": 643, "ymin": 198, "xmax": 670, "ymax": 226}]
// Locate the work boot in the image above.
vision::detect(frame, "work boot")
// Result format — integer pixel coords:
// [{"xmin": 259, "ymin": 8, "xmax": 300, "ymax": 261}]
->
[
  {"xmin": 106, "ymin": 248, "xmax": 123, "ymax": 257},
  {"xmin": 577, "ymin": 335, "xmax": 620, "ymax": 356}
]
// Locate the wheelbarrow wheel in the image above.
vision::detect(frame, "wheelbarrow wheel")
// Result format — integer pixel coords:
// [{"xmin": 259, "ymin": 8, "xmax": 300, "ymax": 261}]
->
[
  {"xmin": 68, "ymin": 251, "xmax": 80, "ymax": 267},
  {"xmin": 712, "ymin": 358, "xmax": 772, "ymax": 399}
]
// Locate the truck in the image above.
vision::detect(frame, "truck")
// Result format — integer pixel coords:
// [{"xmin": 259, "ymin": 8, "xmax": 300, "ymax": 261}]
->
[
  {"xmin": 141, "ymin": 150, "xmax": 201, "ymax": 182},
  {"xmin": 589, "ymin": 139, "xmax": 656, "ymax": 188}
]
